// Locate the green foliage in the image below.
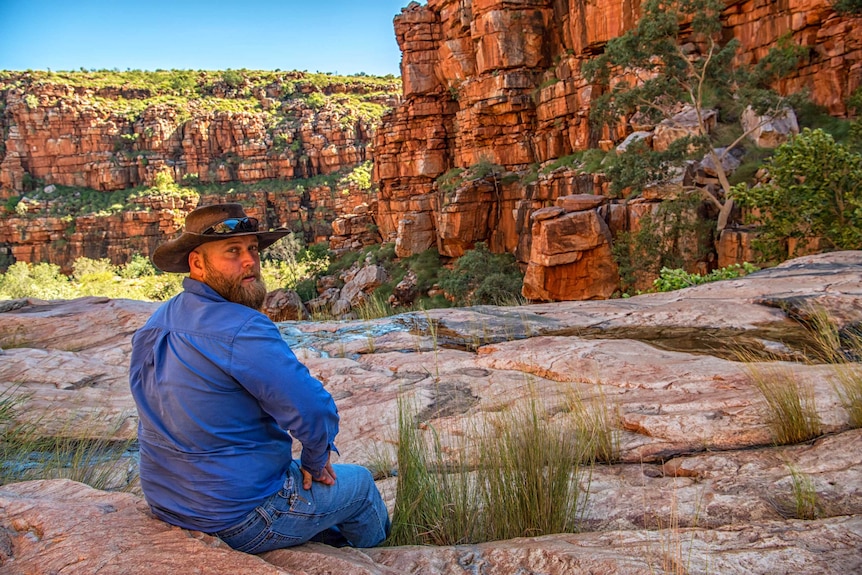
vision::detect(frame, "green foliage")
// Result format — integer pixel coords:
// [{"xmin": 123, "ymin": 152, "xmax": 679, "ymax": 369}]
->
[
  {"xmin": 0, "ymin": 262, "xmax": 77, "ymax": 300},
  {"xmin": 611, "ymin": 194, "xmax": 715, "ymax": 293},
  {"xmin": 439, "ymin": 242, "xmax": 524, "ymax": 306},
  {"xmin": 259, "ymin": 234, "xmax": 329, "ymax": 292},
  {"xmin": 0, "ymin": 258, "xmax": 185, "ymax": 302},
  {"xmin": 733, "ymin": 128, "xmax": 862, "ymax": 262},
  {"xmin": 0, "ymin": 69, "xmax": 399, "ymax": 100},
  {"xmin": 848, "ymin": 88, "xmax": 862, "ymax": 153},
  {"xmin": 8, "ymin": 179, "xmax": 199, "ymax": 221},
  {"xmin": 402, "ymin": 248, "xmax": 442, "ymax": 294},
  {"xmin": 435, "ymin": 167, "xmax": 466, "ymax": 196},
  {"xmin": 339, "ymin": 161, "xmax": 374, "ymax": 191},
  {"xmin": 834, "ymin": 0, "xmax": 862, "ymax": 14},
  {"xmin": 305, "ymin": 92, "xmax": 328, "ymax": 109},
  {"xmin": 221, "ymin": 69, "xmax": 245, "ymax": 89},
  {"xmin": 435, "ymin": 159, "xmax": 505, "ymax": 201},
  {"xmin": 653, "ymin": 262, "xmax": 758, "ymax": 292},
  {"xmin": 606, "ymin": 137, "xmax": 694, "ymax": 197},
  {"xmin": 583, "ymin": 0, "xmax": 736, "ymax": 128}
]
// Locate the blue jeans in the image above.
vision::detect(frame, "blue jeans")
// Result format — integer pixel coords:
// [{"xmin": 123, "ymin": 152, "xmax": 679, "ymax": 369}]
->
[{"xmin": 214, "ymin": 461, "xmax": 390, "ymax": 553}]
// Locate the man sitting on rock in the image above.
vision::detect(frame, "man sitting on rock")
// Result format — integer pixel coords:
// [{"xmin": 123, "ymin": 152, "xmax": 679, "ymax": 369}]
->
[{"xmin": 129, "ymin": 203, "xmax": 389, "ymax": 553}]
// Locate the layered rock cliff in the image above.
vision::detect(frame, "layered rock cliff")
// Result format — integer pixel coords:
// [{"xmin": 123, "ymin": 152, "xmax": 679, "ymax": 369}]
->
[
  {"xmin": 374, "ymin": 0, "xmax": 861, "ymax": 298},
  {"xmin": 0, "ymin": 71, "xmax": 398, "ymax": 271}
]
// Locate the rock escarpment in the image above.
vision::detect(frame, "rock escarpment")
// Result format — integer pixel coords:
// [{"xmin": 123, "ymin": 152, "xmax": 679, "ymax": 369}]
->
[
  {"xmin": 1, "ymin": 251, "xmax": 861, "ymax": 574},
  {"xmin": 0, "ymin": 72, "xmax": 398, "ymax": 192},
  {"xmin": 0, "ymin": 71, "xmax": 396, "ymax": 270},
  {"xmin": 373, "ymin": 0, "xmax": 861, "ymax": 298}
]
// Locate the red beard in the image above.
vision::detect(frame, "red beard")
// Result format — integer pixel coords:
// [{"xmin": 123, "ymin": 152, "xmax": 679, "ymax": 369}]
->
[{"xmin": 203, "ymin": 260, "xmax": 267, "ymax": 310}]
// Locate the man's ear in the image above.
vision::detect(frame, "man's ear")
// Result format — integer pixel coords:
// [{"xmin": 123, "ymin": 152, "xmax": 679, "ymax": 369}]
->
[{"xmin": 188, "ymin": 248, "xmax": 205, "ymax": 279}]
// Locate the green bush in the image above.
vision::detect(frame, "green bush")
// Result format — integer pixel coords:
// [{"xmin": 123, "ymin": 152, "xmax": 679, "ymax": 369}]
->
[
  {"xmin": 339, "ymin": 161, "xmax": 373, "ymax": 191},
  {"xmin": 653, "ymin": 262, "xmax": 758, "ymax": 292},
  {"xmin": 439, "ymin": 242, "xmax": 524, "ymax": 306},
  {"xmin": 0, "ymin": 258, "xmax": 185, "ymax": 302},
  {"xmin": 834, "ymin": 0, "xmax": 862, "ymax": 14},
  {"xmin": 0, "ymin": 262, "xmax": 76, "ymax": 300},
  {"xmin": 611, "ymin": 194, "xmax": 715, "ymax": 293},
  {"xmin": 733, "ymin": 128, "xmax": 862, "ymax": 262}
]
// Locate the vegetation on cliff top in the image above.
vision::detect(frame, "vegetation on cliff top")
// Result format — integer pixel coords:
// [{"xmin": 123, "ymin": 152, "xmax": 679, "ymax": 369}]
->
[
  {"xmin": 0, "ymin": 68, "xmax": 399, "ymax": 128},
  {"xmin": 0, "ymin": 68, "xmax": 399, "ymax": 97}
]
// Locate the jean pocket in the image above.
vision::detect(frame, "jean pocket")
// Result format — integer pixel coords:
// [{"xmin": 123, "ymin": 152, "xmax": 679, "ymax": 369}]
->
[
  {"xmin": 269, "ymin": 474, "xmax": 316, "ymax": 517},
  {"xmin": 215, "ymin": 507, "xmax": 270, "ymax": 553}
]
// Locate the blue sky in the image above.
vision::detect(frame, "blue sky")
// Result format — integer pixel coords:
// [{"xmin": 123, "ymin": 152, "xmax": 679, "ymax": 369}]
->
[{"xmin": 0, "ymin": 1, "xmax": 424, "ymax": 76}]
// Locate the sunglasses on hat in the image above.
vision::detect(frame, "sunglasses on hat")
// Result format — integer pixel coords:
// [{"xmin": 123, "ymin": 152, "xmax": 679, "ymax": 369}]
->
[{"xmin": 202, "ymin": 217, "xmax": 259, "ymax": 235}]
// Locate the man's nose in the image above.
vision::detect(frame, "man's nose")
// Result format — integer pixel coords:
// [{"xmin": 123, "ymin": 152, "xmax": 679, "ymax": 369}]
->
[{"xmin": 240, "ymin": 248, "xmax": 258, "ymax": 267}]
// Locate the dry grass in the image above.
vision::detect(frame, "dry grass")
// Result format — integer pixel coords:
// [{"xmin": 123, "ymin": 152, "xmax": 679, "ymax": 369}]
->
[
  {"xmin": 746, "ymin": 362, "xmax": 822, "ymax": 445},
  {"xmin": 806, "ymin": 310, "xmax": 862, "ymax": 427},
  {"xmin": 387, "ymin": 386, "xmax": 598, "ymax": 546},
  {"xmin": 0, "ymin": 392, "xmax": 136, "ymax": 491}
]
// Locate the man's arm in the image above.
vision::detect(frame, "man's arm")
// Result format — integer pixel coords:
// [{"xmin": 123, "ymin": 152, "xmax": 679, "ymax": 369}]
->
[{"xmin": 230, "ymin": 314, "xmax": 340, "ymax": 477}]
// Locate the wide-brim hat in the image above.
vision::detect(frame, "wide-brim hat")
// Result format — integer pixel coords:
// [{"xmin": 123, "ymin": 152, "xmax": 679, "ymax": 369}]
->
[{"xmin": 152, "ymin": 203, "xmax": 291, "ymax": 273}]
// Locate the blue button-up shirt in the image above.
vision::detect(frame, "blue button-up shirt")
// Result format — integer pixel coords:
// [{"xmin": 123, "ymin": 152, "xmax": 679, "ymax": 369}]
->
[{"xmin": 129, "ymin": 277, "xmax": 339, "ymax": 532}]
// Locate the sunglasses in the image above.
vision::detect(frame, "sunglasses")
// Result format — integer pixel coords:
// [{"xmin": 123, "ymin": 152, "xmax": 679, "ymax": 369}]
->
[{"xmin": 203, "ymin": 217, "xmax": 259, "ymax": 235}]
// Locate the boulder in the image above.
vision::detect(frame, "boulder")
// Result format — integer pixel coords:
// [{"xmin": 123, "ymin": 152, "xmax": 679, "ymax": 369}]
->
[
  {"xmin": 741, "ymin": 106, "xmax": 800, "ymax": 148},
  {"xmin": 653, "ymin": 107, "xmax": 718, "ymax": 153},
  {"xmin": 262, "ymin": 289, "xmax": 310, "ymax": 322},
  {"xmin": 340, "ymin": 265, "xmax": 389, "ymax": 307}
]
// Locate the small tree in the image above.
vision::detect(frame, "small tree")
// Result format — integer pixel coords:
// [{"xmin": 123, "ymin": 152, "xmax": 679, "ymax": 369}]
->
[
  {"xmin": 439, "ymin": 242, "xmax": 523, "ymax": 306},
  {"xmin": 583, "ymin": 0, "xmax": 806, "ymax": 227},
  {"xmin": 733, "ymin": 128, "xmax": 862, "ymax": 262}
]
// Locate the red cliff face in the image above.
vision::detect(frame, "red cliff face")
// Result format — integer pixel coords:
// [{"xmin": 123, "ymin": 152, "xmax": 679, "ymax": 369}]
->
[
  {"xmin": 0, "ymin": 72, "xmax": 396, "ymax": 271},
  {"xmin": 0, "ymin": 80, "xmax": 391, "ymax": 193},
  {"xmin": 373, "ymin": 0, "xmax": 861, "ymax": 299}
]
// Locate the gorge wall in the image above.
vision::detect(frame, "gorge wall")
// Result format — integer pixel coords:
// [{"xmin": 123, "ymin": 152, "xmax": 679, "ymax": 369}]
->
[
  {"xmin": 0, "ymin": 71, "xmax": 396, "ymax": 271},
  {"xmin": 374, "ymin": 0, "xmax": 861, "ymax": 297}
]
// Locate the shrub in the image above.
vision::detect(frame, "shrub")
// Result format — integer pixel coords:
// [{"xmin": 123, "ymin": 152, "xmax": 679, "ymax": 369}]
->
[
  {"xmin": 0, "ymin": 262, "xmax": 76, "ymax": 300},
  {"xmin": 733, "ymin": 128, "xmax": 862, "ymax": 263},
  {"xmin": 340, "ymin": 161, "xmax": 373, "ymax": 191},
  {"xmin": 305, "ymin": 92, "xmax": 327, "ymax": 109},
  {"xmin": 653, "ymin": 262, "xmax": 758, "ymax": 292},
  {"xmin": 834, "ymin": 0, "xmax": 862, "ymax": 14},
  {"xmin": 612, "ymin": 194, "xmax": 715, "ymax": 293},
  {"xmin": 439, "ymin": 242, "xmax": 524, "ymax": 306}
]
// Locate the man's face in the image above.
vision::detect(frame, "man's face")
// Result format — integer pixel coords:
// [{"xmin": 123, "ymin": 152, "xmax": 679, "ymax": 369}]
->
[{"xmin": 190, "ymin": 235, "xmax": 267, "ymax": 309}]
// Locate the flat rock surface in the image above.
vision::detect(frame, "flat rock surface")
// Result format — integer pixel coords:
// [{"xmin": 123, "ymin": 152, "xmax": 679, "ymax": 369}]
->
[{"xmin": 1, "ymin": 251, "xmax": 861, "ymax": 573}]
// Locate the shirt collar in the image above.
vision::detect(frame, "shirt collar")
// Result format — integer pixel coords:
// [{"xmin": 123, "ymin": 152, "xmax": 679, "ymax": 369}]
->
[{"xmin": 182, "ymin": 276, "xmax": 228, "ymax": 302}]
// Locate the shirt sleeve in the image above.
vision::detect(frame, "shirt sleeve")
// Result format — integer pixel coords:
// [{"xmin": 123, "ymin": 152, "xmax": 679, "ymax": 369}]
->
[{"xmin": 229, "ymin": 313, "xmax": 339, "ymax": 475}]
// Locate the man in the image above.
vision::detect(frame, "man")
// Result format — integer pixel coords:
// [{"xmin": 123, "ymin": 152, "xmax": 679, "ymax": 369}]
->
[{"xmin": 129, "ymin": 203, "xmax": 389, "ymax": 554}]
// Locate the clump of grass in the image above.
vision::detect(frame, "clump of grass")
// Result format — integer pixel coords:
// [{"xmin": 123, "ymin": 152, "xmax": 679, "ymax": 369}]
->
[
  {"xmin": 0, "ymin": 392, "xmax": 136, "ymax": 491},
  {"xmin": 769, "ymin": 463, "xmax": 823, "ymax": 520},
  {"xmin": 565, "ymin": 389, "xmax": 621, "ymax": 464},
  {"xmin": 478, "ymin": 396, "xmax": 588, "ymax": 541},
  {"xmin": 834, "ymin": 361, "xmax": 862, "ymax": 428},
  {"xmin": 787, "ymin": 464, "xmax": 822, "ymax": 520},
  {"xmin": 388, "ymin": 387, "xmax": 593, "ymax": 546},
  {"xmin": 802, "ymin": 309, "xmax": 862, "ymax": 427},
  {"xmin": 388, "ymin": 395, "xmax": 477, "ymax": 545},
  {"xmin": 743, "ymin": 361, "xmax": 822, "ymax": 445}
]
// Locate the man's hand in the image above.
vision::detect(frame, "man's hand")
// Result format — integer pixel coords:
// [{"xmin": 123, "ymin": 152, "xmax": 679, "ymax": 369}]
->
[{"xmin": 301, "ymin": 455, "xmax": 337, "ymax": 490}]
